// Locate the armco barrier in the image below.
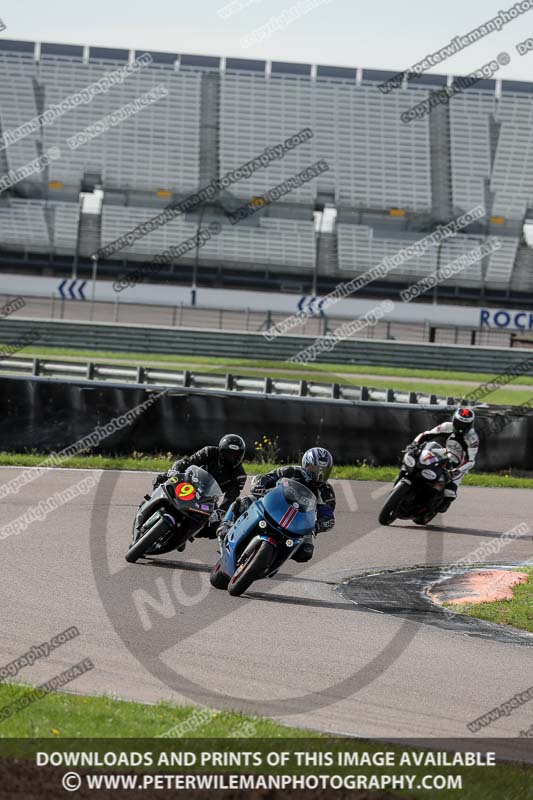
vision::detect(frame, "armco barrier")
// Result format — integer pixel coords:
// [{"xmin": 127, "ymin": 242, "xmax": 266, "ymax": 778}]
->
[
  {"xmin": 1, "ymin": 317, "xmax": 533, "ymax": 374},
  {"xmin": 0, "ymin": 375, "xmax": 529, "ymax": 470},
  {"xmin": 0, "ymin": 355, "xmax": 449, "ymax": 405}
]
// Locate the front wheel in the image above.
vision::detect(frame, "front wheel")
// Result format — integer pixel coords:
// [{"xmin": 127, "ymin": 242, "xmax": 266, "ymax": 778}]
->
[
  {"xmin": 126, "ymin": 515, "xmax": 172, "ymax": 563},
  {"xmin": 378, "ymin": 481, "xmax": 413, "ymax": 526},
  {"xmin": 413, "ymin": 511, "xmax": 437, "ymax": 525},
  {"xmin": 210, "ymin": 561, "xmax": 230, "ymax": 590},
  {"xmin": 227, "ymin": 540, "xmax": 275, "ymax": 597}
]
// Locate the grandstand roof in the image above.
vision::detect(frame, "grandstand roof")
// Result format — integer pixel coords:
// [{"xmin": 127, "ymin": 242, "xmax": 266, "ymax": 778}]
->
[{"xmin": 0, "ymin": 37, "xmax": 528, "ymax": 95}]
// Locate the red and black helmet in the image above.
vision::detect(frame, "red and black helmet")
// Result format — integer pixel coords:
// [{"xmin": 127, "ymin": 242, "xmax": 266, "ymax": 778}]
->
[{"xmin": 452, "ymin": 407, "xmax": 475, "ymax": 434}]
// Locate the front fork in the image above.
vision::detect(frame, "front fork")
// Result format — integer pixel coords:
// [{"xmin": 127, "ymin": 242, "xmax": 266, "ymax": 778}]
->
[
  {"xmin": 135, "ymin": 492, "xmax": 166, "ymax": 532},
  {"xmin": 394, "ymin": 464, "xmax": 412, "ymax": 485}
]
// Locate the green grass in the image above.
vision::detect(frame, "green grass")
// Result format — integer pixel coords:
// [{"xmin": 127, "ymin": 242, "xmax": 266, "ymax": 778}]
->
[
  {"xmin": 446, "ymin": 568, "xmax": 533, "ymax": 633},
  {"xmin": 8, "ymin": 344, "xmax": 533, "ymax": 406},
  {"xmin": 0, "ymin": 682, "xmax": 308, "ymax": 738},
  {"xmin": 13, "ymin": 344, "xmax": 533, "ymax": 385},
  {"xmin": 0, "ymin": 683, "xmax": 530, "ymax": 799},
  {"xmin": 0, "ymin": 452, "xmax": 532, "ymax": 488}
]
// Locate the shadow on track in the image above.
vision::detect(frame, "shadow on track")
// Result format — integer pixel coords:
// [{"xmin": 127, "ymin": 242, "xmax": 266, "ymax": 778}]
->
[
  {"xmin": 139, "ymin": 557, "xmax": 340, "ymax": 588},
  {"xmin": 243, "ymin": 591, "xmax": 355, "ymax": 611},
  {"xmin": 396, "ymin": 523, "xmax": 529, "ymax": 540}
]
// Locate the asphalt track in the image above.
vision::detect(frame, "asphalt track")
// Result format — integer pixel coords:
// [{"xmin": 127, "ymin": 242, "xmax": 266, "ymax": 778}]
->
[{"xmin": 1, "ymin": 466, "xmax": 532, "ymax": 754}]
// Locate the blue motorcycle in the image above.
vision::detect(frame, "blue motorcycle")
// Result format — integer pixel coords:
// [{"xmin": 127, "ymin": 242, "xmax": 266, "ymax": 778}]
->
[{"xmin": 210, "ymin": 478, "xmax": 317, "ymax": 597}]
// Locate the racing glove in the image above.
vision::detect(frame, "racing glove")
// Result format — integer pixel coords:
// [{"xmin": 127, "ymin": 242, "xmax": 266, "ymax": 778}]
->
[
  {"xmin": 250, "ymin": 475, "xmax": 271, "ymax": 497},
  {"xmin": 315, "ymin": 504, "xmax": 335, "ymax": 533},
  {"xmin": 209, "ymin": 508, "xmax": 225, "ymax": 526}
]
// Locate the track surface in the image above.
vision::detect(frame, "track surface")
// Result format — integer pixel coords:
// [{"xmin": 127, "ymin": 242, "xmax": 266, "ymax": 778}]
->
[{"xmin": 1, "ymin": 467, "xmax": 532, "ymax": 747}]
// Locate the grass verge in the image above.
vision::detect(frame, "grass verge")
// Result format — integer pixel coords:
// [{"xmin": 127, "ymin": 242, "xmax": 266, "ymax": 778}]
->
[
  {"xmin": 0, "ymin": 683, "xmax": 308, "ymax": 738},
  {"xmin": 445, "ymin": 568, "xmax": 533, "ymax": 633},
  {"xmin": 0, "ymin": 452, "xmax": 532, "ymax": 488},
  {"xmin": 0, "ymin": 684, "xmax": 529, "ymax": 799}
]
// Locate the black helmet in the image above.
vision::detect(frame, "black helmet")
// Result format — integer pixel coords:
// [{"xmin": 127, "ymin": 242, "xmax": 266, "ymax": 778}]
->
[
  {"xmin": 219, "ymin": 434, "xmax": 246, "ymax": 467},
  {"xmin": 453, "ymin": 407, "xmax": 475, "ymax": 434}
]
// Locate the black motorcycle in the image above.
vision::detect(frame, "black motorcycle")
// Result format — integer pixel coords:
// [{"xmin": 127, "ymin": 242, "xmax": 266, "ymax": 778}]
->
[
  {"xmin": 378, "ymin": 441, "xmax": 459, "ymax": 526},
  {"xmin": 126, "ymin": 465, "xmax": 223, "ymax": 563}
]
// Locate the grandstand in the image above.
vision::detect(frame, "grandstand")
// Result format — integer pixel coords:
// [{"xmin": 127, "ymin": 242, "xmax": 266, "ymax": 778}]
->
[{"xmin": 0, "ymin": 38, "xmax": 532, "ymax": 302}]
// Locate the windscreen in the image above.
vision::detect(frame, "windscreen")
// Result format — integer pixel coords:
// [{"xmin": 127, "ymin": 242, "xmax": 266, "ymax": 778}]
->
[
  {"xmin": 278, "ymin": 478, "xmax": 317, "ymax": 512},
  {"xmin": 419, "ymin": 441, "xmax": 448, "ymax": 466},
  {"xmin": 181, "ymin": 465, "xmax": 223, "ymax": 500}
]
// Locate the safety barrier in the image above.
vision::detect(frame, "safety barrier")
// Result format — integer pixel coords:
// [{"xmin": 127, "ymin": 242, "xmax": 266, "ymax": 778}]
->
[
  {"xmin": 0, "ymin": 374, "xmax": 528, "ymax": 471},
  {"xmin": 0, "ymin": 355, "xmax": 450, "ymax": 406}
]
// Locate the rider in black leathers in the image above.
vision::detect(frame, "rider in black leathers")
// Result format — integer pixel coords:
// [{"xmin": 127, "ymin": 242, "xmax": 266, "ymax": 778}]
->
[{"xmin": 153, "ymin": 434, "xmax": 247, "ymax": 540}]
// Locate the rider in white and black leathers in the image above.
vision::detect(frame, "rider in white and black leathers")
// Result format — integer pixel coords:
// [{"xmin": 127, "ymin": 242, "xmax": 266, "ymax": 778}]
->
[
  {"xmin": 216, "ymin": 447, "xmax": 336, "ymax": 563},
  {"xmin": 409, "ymin": 407, "xmax": 479, "ymax": 512}
]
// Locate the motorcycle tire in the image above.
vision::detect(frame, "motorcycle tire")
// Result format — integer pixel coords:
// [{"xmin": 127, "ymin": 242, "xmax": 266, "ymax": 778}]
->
[
  {"xmin": 126, "ymin": 515, "xmax": 171, "ymax": 563},
  {"xmin": 227, "ymin": 540, "xmax": 276, "ymax": 597},
  {"xmin": 378, "ymin": 481, "xmax": 413, "ymax": 526},
  {"xmin": 210, "ymin": 560, "xmax": 230, "ymax": 590},
  {"xmin": 413, "ymin": 511, "xmax": 437, "ymax": 525}
]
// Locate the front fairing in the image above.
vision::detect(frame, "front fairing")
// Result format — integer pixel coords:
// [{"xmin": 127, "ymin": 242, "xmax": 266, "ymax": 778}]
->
[
  {"xmin": 262, "ymin": 488, "xmax": 316, "ymax": 536},
  {"xmin": 135, "ymin": 476, "xmax": 217, "ymax": 546},
  {"xmin": 220, "ymin": 501, "xmax": 265, "ymax": 575},
  {"xmin": 219, "ymin": 483, "xmax": 316, "ymax": 577},
  {"xmin": 414, "ymin": 463, "xmax": 447, "ymax": 489},
  {"xmin": 165, "ymin": 469, "xmax": 222, "ymax": 518},
  {"xmin": 415, "ymin": 442, "xmax": 449, "ymax": 489}
]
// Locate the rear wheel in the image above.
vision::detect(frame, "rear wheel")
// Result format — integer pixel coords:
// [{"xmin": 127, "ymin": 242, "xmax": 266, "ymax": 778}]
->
[
  {"xmin": 227, "ymin": 540, "xmax": 275, "ymax": 597},
  {"xmin": 378, "ymin": 482, "xmax": 413, "ymax": 526},
  {"xmin": 210, "ymin": 561, "xmax": 230, "ymax": 590},
  {"xmin": 126, "ymin": 515, "xmax": 171, "ymax": 563}
]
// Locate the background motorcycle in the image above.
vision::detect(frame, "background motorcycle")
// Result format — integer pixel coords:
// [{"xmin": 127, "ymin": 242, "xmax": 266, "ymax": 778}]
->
[
  {"xmin": 210, "ymin": 478, "xmax": 317, "ymax": 597},
  {"xmin": 378, "ymin": 441, "xmax": 459, "ymax": 526},
  {"xmin": 126, "ymin": 465, "xmax": 223, "ymax": 563}
]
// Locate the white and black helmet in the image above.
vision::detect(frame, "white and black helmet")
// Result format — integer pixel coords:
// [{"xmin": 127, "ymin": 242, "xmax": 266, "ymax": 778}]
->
[
  {"xmin": 452, "ymin": 407, "xmax": 475, "ymax": 434},
  {"xmin": 301, "ymin": 447, "xmax": 333, "ymax": 485}
]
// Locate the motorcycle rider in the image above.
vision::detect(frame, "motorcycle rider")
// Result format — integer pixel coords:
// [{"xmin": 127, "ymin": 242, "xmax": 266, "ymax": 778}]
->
[
  {"xmin": 408, "ymin": 407, "xmax": 478, "ymax": 512},
  {"xmin": 153, "ymin": 434, "xmax": 247, "ymax": 542},
  {"xmin": 216, "ymin": 447, "xmax": 336, "ymax": 563}
]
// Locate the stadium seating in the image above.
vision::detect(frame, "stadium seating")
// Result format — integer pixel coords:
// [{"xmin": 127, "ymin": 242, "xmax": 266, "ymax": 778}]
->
[
  {"xmin": 448, "ymin": 83, "xmax": 533, "ymax": 221},
  {"xmin": 0, "ymin": 44, "xmax": 202, "ymax": 193},
  {"xmin": 48, "ymin": 200, "xmax": 79, "ymax": 252},
  {"xmin": 0, "ymin": 197, "xmax": 79, "ymax": 254},
  {"xmin": 484, "ymin": 237, "xmax": 519, "ymax": 285},
  {"xmin": 101, "ymin": 204, "xmax": 315, "ymax": 270},
  {"xmin": 0, "ymin": 198, "xmax": 50, "ymax": 249},
  {"xmin": 198, "ymin": 217, "xmax": 315, "ymax": 270},
  {"xmin": 337, "ymin": 224, "xmax": 504, "ymax": 285},
  {"xmin": 101, "ymin": 204, "xmax": 197, "ymax": 256},
  {"xmin": 449, "ymin": 93, "xmax": 495, "ymax": 213},
  {"xmin": 0, "ymin": 39, "xmax": 529, "ymax": 293},
  {"xmin": 0, "ymin": 49, "xmax": 42, "ymax": 176},
  {"xmin": 220, "ymin": 70, "xmax": 432, "ymax": 212}
]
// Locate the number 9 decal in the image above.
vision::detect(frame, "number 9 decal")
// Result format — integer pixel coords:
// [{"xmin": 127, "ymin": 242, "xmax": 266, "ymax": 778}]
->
[{"xmin": 175, "ymin": 482, "xmax": 197, "ymax": 501}]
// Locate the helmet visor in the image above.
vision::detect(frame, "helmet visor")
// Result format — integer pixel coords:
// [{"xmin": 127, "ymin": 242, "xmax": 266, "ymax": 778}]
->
[
  {"xmin": 304, "ymin": 463, "xmax": 332, "ymax": 484},
  {"xmin": 221, "ymin": 447, "xmax": 244, "ymax": 467}
]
